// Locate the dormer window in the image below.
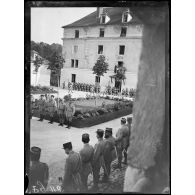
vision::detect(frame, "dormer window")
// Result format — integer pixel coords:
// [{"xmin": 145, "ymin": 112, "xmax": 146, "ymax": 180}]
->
[
  {"xmin": 122, "ymin": 10, "xmax": 132, "ymax": 23},
  {"xmin": 100, "ymin": 14, "xmax": 106, "ymax": 24}
]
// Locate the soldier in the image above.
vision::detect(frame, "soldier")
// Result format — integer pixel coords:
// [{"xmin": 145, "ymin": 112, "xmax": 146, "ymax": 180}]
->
[
  {"xmin": 38, "ymin": 95, "xmax": 46, "ymax": 121},
  {"xmin": 65, "ymin": 100, "xmax": 75, "ymax": 128},
  {"xmin": 61, "ymin": 142, "xmax": 84, "ymax": 193},
  {"xmin": 48, "ymin": 95, "xmax": 57, "ymax": 124},
  {"xmin": 28, "ymin": 146, "xmax": 49, "ymax": 193},
  {"xmin": 115, "ymin": 118, "xmax": 129, "ymax": 168},
  {"xmin": 92, "ymin": 129, "xmax": 107, "ymax": 191},
  {"xmin": 79, "ymin": 134, "xmax": 94, "ymax": 191},
  {"xmin": 58, "ymin": 99, "xmax": 65, "ymax": 126}
]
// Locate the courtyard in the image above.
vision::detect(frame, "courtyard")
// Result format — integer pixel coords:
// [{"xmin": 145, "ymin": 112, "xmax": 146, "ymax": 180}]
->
[{"xmin": 30, "ymin": 113, "xmax": 131, "ymax": 192}]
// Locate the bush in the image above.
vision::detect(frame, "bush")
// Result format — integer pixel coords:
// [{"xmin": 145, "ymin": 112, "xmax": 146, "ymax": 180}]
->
[
  {"xmin": 77, "ymin": 114, "xmax": 84, "ymax": 120},
  {"xmin": 74, "ymin": 110, "xmax": 83, "ymax": 117},
  {"xmin": 83, "ymin": 112, "xmax": 91, "ymax": 118}
]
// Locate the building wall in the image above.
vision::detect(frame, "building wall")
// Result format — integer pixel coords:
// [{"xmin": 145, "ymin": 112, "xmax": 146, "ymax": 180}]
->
[{"xmin": 61, "ymin": 24, "xmax": 143, "ymax": 89}]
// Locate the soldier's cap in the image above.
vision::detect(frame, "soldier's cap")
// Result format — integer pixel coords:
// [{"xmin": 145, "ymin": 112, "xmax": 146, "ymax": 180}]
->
[
  {"xmin": 127, "ymin": 116, "xmax": 133, "ymax": 121},
  {"xmin": 40, "ymin": 95, "xmax": 44, "ymax": 97},
  {"xmin": 51, "ymin": 95, "xmax": 54, "ymax": 98},
  {"xmin": 121, "ymin": 118, "xmax": 126, "ymax": 123},
  {"xmin": 105, "ymin": 127, "xmax": 113, "ymax": 133},
  {"xmin": 62, "ymin": 142, "xmax": 72, "ymax": 150},
  {"xmin": 30, "ymin": 146, "xmax": 41, "ymax": 155},
  {"xmin": 82, "ymin": 133, "xmax": 89, "ymax": 140}
]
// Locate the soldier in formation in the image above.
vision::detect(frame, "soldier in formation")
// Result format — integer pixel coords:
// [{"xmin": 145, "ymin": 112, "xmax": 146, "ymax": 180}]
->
[
  {"xmin": 58, "ymin": 98, "xmax": 65, "ymax": 126},
  {"xmin": 79, "ymin": 133, "xmax": 94, "ymax": 191},
  {"xmin": 115, "ymin": 118, "xmax": 130, "ymax": 167},
  {"xmin": 65, "ymin": 100, "xmax": 75, "ymax": 128},
  {"xmin": 38, "ymin": 95, "xmax": 46, "ymax": 121},
  {"xmin": 61, "ymin": 142, "xmax": 84, "ymax": 193},
  {"xmin": 28, "ymin": 146, "xmax": 49, "ymax": 193},
  {"xmin": 48, "ymin": 95, "xmax": 57, "ymax": 124}
]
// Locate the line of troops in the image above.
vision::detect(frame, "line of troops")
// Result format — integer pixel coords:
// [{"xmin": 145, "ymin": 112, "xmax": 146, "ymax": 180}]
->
[
  {"xmin": 28, "ymin": 117, "xmax": 132, "ymax": 193},
  {"xmin": 31, "ymin": 94, "xmax": 75, "ymax": 128}
]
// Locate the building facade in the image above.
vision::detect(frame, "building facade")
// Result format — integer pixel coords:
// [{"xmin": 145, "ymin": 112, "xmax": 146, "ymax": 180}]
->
[{"xmin": 61, "ymin": 7, "xmax": 144, "ymax": 91}]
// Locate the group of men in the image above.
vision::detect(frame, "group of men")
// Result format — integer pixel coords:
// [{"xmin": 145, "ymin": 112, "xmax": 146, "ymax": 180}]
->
[
  {"xmin": 28, "ymin": 116, "xmax": 132, "ymax": 193},
  {"xmin": 35, "ymin": 94, "xmax": 75, "ymax": 129}
]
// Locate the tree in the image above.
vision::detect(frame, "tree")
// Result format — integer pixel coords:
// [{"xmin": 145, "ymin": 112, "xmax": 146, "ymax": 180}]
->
[
  {"xmin": 92, "ymin": 55, "xmax": 109, "ymax": 84},
  {"xmin": 33, "ymin": 55, "xmax": 43, "ymax": 86},
  {"xmin": 47, "ymin": 52, "xmax": 65, "ymax": 87}
]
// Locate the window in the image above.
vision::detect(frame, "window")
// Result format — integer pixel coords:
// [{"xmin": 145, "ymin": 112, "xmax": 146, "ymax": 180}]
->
[
  {"xmin": 99, "ymin": 28, "xmax": 104, "ymax": 37},
  {"xmin": 71, "ymin": 74, "xmax": 76, "ymax": 83},
  {"xmin": 100, "ymin": 15, "xmax": 106, "ymax": 24},
  {"xmin": 98, "ymin": 45, "xmax": 103, "ymax": 54},
  {"xmin": 71, "ymin": 59, "xmax": 74, "ymax": 67},
  {"xmin": 95, "ymin": 76, "xmax": 100, "ymax": 83},
  {"xmin": 119, "ymin": 45, "xmax": 125, "ymax": 55},
  {"xmin": 123, "ymin": 13, "xmax": 128, "ymax": 23},
  {"xmin": 75, "ymin": 60, "xmax": 78, "ymax": 68},
  {"xmin": 74, "ymin": 45, "xmax": 78, "ymax": 53},
  {"xmin": 120, "ymin": 27, "xmax": 127, "ymax": 37},
  {"xmin": 75, "ymin": 30, "xmax": 79, "ymax": 38},
  {"xmin": 118, "ymin": 61, "xmax": 123, "ymax": 67}
]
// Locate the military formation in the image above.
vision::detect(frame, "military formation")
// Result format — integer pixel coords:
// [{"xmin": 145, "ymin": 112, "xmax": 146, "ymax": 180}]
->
[
  {"xmin": 28, "ymin": 117, "xmax": 132, "ymax": 193},
  {"xmin": 32, "ymin": 94, "xmax": 75, "ymax": 128}
]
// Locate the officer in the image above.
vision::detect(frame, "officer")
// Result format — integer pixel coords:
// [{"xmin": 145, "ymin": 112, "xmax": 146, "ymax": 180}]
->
[
  {"xmin": 61, "ymin": 142, "xmax": 84, "ymax": 192},
  {"xmin": 28, "ymin": 146, "xmax": 49, "ymax": 193},
  {"xmin": 48, "ymin": 95, "xmax": 57, "ymax": 124},
  {"xmin": 79, "ymin": 134, "xmax": 94, "ymax": 191},
  {"xmin": 115, "ymin": 118, "xmax": 129, "ymax": 168},
  {"xmin": 102, "ymin": 128, "xmax": 117, "ymax": 182},
  {"xmin": 65, "ymin": 99, "xmax": 75, "ymax": 128},
  {"xmin": 58, "ymin": 98, "xmax": 65, "ymax": 126},
  {"xmin": 38, "ymin": 95, "xmax": 46, "ymax": 121},
  {"xmin": 92, "ymin": 129, "xmax": 107, "ymax": 191}
]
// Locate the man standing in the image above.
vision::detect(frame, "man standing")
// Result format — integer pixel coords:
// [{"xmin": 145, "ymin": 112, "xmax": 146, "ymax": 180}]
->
[
  {"xmin": 102, "ymin": 128, "xmax": 117, "ymax": 182},
  {"xmin": 115, "ymin": 118, "xmax": 129, "ymax": 168},
  {"xmin": 61, "ymin": 142, "xmax": 83, "ymax": 193},
  {"xmin": 79, "ymin": 134, "xmax": 94, "ymax": 191},
  {"xmin": 58, "ymin": 99, "xmax": 65, "ymax": 126},
  {"xmin": 38, "ymin": 95, "xmax": 46, "ymax": 121},
  {"xmin": 65, "ymin": 100, "xmax": 75, "ymax": 128},
  {"xmin": 92, "ymin": 129, "xmax": 107, "ymax": 191},
  {"xmin": 48, "ymin": 95, "xmax": 57, "ymax": 124},
  {"xmin": 28, "ymin": 146, "xmax": 49, "ymax": 193}
]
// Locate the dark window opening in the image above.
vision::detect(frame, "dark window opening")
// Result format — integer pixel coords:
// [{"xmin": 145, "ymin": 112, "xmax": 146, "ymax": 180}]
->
[
  {"xmin": 72, "ymin": 74, "xmax": 76, "ymax": 83},
  {"xmin": 71, "ymin": 59, "xmax": 74, "ymax": 67},
  {"xmin": 120, "ymin": 27, "xmax": 127, "ymax": 37},
  {"xmin": 119, "ymin": 45, "xmax": 125, "ymax": 55},
  {"xmin": 101, "ymin": 15, "xmax": 106, "ymax": 24},
  {"xmin": 123, "ymin": 13, "xmax": 128, "ymax": 23},
  {"xmin": 95, "ymin": 76, "xmax": 100, "ymax": 83},
  {"xmin": 118, "ymin": 61, "xmax": 123, "ymax": 67},
  {"xmin": 75, "ymin": 60, "xmax": 78, "ymax": 68},
  {"xmin": 75, "ymin": 30, "xmax": 79, "ymax": 38},
  {"xmin": 98, "ymin": 45, "xmax": 103, "ymax": 54},
  {"xmin": 100, "ymin": 28, "xmax": 104, "ymax": 37}
]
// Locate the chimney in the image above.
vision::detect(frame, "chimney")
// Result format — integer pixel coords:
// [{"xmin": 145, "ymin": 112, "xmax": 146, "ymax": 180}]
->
[{"xmin": 96, "ymin": 7, "xmax": 104, "ymax": 18}]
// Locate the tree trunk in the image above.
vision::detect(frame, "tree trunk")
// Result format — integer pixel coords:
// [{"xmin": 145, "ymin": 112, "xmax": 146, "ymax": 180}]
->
[{"xmin": 124, "ymin": 5, "xmax": 169, "ymax": 193}]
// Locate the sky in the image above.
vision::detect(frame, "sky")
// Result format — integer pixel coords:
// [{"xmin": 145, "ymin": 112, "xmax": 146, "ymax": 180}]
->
[{"xmin": 31, "ymin": 8, "xmax": 96, "ymax": 45}]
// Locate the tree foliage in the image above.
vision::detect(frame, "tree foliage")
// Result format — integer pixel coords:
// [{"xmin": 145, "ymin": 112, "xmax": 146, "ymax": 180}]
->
[
  {"xmin": 33, "ymin": 55, "xmax": 43, "ymax": 73},
  {"xmin": 92, "ymin": 55, "xmax": 109, "ymax": 77},
  {"xmin": 115, "ymin": 66, "xmax": 127, "ymax": 82}
]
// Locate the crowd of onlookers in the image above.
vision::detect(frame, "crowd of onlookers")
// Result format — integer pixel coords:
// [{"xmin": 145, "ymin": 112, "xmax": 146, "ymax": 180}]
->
[{"xmin": 28, "ymin": 117, "xmax": 132, "ymax": 193}]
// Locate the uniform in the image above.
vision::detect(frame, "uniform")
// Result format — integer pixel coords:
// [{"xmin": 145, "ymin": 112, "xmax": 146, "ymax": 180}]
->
[
  {"xmin": 115, "ymin": 124, "xmax": 130, "ymax": 166},
  {"xmin": 58, "ymin": 101, "xmax": 65, "ymax": 125},
  {"xmin": 62, "ymin": 151, "xmax": 83, "ymax": 192},
  {"xmin": 48, "ymin": 98, "xmax": 57, "ymax": 123},
  {"xmin": 79, "ymin": 144, "xmax": 94, "ymax": 190},
  {"xmin": 92, "ymin": 139, "xmax": 106, "ymax": 186},
  {"xmin": 29, "ymin": 161, "xmax": 49, "ymax": 192},
  {"xmin": 38, "ymin": 98, "xmax": 46, "ymax": 121},
  {"xmin": 28, "ymin": 147, "xmax": 49, "ymax": 193},
  {"xmin": 65, "ymin": 102, "xmax": 75, "ymax": 128}
]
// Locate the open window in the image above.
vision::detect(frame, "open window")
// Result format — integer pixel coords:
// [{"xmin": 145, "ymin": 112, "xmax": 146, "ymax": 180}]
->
[
  {"xmin": 75, "ymin": 60, "xmax": 78, "ymax": 68},
  {"xmin": 98, "ymin": 45, "xmax": 103, "ymax": 54},
  {"xmin": 119, "ymin": 45, "xmax": 125, "ymax": 55},
  {"xmin": 120, "ymin": 27, "xmax": 127, "ymax": 37},
  {"xmin": 95, "ymin": 76, "xmax": 100, "ymax": 83},
  {"xmin": 71, "ymin": 59, "xmax": 74, "ymax": 67},
  {"xmin": 99, "ymin": 28, "xmax": 104, "ymax": 37},
  {"xmin": 75, "ymin": 30, "xmax": 79, "ymax": 38}
]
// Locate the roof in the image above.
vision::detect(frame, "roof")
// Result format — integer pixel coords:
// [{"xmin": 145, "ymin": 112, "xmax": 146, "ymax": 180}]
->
[{"xmin": 62, "ymin": 7, "xmax": 143, "ymax": 28}]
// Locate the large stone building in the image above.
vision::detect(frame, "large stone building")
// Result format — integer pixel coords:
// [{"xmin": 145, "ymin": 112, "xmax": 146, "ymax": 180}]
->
[{"xmin": 61, "ymin": 7, "xmax": 144, "ymax": 91}]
